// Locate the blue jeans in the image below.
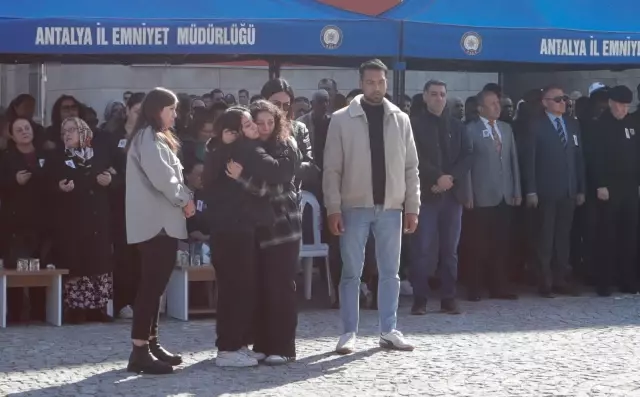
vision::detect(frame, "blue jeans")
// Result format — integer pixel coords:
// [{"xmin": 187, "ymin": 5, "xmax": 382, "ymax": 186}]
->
[
  {"xmin": 409, "ymin": 194, "xmax": 462, "ymax": 301},
  {"xmin": 339, "ymin": 206, "xmax": 402, "ymax": 334}
]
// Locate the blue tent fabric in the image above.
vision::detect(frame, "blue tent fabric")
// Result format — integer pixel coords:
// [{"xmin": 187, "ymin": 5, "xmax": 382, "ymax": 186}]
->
[
  {"xmin": 0, "ymin": 0, "xmax": 398, "ymax": 60},
  {"xmin": 384, "ymin": 0, "xmax": 640, "ymax": 65}
]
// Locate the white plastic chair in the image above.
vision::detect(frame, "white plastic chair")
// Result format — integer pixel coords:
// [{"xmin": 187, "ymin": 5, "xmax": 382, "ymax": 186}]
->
[{"xmin": 299, "ymin": 190, "xmax": 333, "ymax": 300}]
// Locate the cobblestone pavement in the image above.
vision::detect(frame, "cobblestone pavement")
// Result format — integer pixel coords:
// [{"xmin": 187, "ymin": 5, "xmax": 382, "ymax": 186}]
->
[{"xmin": 2, "ymin": 294, "xmax": 640, "ymax": 397}]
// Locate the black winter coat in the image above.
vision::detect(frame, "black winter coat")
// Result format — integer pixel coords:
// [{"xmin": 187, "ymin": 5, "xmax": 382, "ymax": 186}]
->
[
  {"xmin": 0, "ymin": 145, "xmax": 51, "ymax": 266},
  {"xmin": 46, "ymin": 135, "xmax": 114, "ymax": 277},
  {"xmin": 202, "ymin": 138, "xmax": 296, "ymax": 233}
]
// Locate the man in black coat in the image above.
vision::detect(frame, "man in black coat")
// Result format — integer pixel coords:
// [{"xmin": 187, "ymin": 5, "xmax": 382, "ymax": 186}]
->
[
  {"xmin": 591, "ymin": 85, "xmax": 640, "ymax": 296},
  {"xmin": 522, "ymin": 84, "xmax": 586, "ymax": 297},
  {"xmin": 409, "ymin": 80, "xmax": 472, "ymax": 315}
]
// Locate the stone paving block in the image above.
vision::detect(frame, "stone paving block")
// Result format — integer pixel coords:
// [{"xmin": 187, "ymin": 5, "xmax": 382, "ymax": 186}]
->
[{"xmin": 2, "ymin": 295, "xmax": 640, "ymax": 396}]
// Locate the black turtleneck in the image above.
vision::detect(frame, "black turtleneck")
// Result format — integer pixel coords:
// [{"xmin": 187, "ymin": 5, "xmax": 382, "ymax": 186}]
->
[{"xmin": 361, "ymin": 100, "xmax": 386, "ymax": 205}]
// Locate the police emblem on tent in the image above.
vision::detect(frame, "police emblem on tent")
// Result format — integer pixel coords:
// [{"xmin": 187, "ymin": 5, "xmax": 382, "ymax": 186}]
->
[
  {"xmin": 461, "ymin": 31, "xmax": 482, "ymax": 55},
  {"xmin": 321, "ymin": 25, "xmax": 343, "ymax": 49}
]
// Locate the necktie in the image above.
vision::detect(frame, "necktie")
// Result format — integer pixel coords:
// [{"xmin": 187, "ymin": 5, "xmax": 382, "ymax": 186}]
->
[
  {"xmin": 488, "ymin": 120, "xmax": 502, "ymax": 154},
  {"xmin": 555, "ymin": 117, "xmax": 567, "ymax": 148}
]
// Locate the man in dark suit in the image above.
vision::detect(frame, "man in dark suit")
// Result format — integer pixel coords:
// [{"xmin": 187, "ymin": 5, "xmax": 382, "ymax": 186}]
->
[
  {"xmin": 591, "ymin": 85, "xmax": 640, "ymax": 296},
  {"xmin": 409, "ymin": 80, "xmax": 473, "ymax": 315},
  {"xmin": 465, "ymin": 89, "xmax": 521, "ymax": 301},
  {"xmin": 523, "ymin": 85, "xmax": 586, "ymax": 297}
]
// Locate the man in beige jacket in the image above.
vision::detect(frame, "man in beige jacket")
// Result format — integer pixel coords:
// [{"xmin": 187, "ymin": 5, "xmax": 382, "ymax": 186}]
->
[{"xmin": 323, "ymin": 59, "xmax": 420, "ymax": 355}]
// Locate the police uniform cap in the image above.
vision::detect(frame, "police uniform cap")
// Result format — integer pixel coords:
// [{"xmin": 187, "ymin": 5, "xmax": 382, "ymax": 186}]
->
[{"xmin": 608, "ymin": 85, "xmax": 633, "ymax": 104}]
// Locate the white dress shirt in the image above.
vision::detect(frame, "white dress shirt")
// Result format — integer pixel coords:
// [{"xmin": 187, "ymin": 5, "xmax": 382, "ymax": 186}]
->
[{"xmin": 480, "ymin": 116, "xmax": 502, "ymax": 140}]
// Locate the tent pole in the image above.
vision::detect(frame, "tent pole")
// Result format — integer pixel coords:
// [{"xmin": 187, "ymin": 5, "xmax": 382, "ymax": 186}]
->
[
  {"xmin": 0, "ymin": 64, "xmax": 4, "ymax": 108},
  {"xmin": 268, "ymin": 59, "xmax": 281, "ymax": 80},
  {"xmin": 39, "ymin": 63, "xmax": 47, "ymax": 125},
  {"xmin": 392, "ymin": 21, "xmax": 406, "ymax": 105}
]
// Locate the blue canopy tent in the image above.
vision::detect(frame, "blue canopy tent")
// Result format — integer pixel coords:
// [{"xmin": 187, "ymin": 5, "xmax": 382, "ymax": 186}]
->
[
  {"xmin": 383, "ymin": 0, "xmax": 640, "ymax": 71},
  {"xmin": 0, "ymin": 0, "xmax": 399, "ymax": 66}
]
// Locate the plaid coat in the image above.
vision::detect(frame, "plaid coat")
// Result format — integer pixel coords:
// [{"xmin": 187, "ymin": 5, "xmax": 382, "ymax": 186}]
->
[{"xmin": 236, "ymin": 138, "xmax": 302, "ymax": 248}]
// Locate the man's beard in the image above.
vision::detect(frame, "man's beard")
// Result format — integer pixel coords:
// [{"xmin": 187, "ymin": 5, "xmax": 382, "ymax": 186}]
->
[{"xmin": 364, "ymin": 93, "xmax": 383, "ymax": 104}]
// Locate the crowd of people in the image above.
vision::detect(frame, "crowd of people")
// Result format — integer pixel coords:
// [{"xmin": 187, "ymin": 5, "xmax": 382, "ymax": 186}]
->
[{"xmin": 0, "ymin": 58, "xmax": 639, "ymax": 373}]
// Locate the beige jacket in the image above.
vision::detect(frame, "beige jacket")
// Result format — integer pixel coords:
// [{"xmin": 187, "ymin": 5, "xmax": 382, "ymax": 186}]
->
[
  {"xmin": 322, "ymin": 95, "xmax": 420, "ymax": 215},
  {"xmin": 126, "ymin": 127, "xmax": 191, "ymax": 244}
]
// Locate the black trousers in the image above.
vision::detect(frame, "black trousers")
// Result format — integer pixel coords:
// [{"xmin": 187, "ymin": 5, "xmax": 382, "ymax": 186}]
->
[
  {"xmin": 533, "ymin": 197, "xmax": 576, "ymax": 290},
  {"xmin": 211, "ymin": 230, "xmax": 257, "ymax": 352},
  {"xmin": 596, "ymin": 192, "xmax": 638, "ymax": 291},
  {"xmin": 7, "ymin": 287, "xmax": 46, "ymax": 322},
  {"xmin": 467, "ymin": 201, "xmax": 512, "ymax": 295},
  {"xmin": 131, "ymin": 234, "xmax": 178, "ymax": 340},
  {"xmin": 112, "ymin": 227, "xmax": 140, "ymax": 314},
  {"xmin": 253, "ymin": 240, "xmax": 299, "ymax": 358},
  {"xmin": 507, "ymin": 206, "xmax": 534, "ymax": 284},
  {"xmin": 458, "ymin": 209, "xmax": 474, "ymax": 286}
]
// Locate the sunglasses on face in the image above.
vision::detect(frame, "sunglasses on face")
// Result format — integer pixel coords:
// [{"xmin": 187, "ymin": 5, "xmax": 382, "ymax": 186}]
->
[
  {"xmin": 271, "ymin": 100, "xmax": 291, "ymax": 112},
  {"xmin": 545, "ymin": 95, "xmax": 569, "ymax": 103}
]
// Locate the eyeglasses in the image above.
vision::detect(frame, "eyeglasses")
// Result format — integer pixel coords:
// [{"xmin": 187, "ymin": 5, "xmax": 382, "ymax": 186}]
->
[
  {"xmin": 271, "ymin": 100, "xmax": 291, "ymax": 112},
  {"xmin": 62, "ymin": 127, "xmax": 79, "ymax": 134},
  {"xmin": 544, "ymin": 95, "xmax": 569, "ymax": 103}
]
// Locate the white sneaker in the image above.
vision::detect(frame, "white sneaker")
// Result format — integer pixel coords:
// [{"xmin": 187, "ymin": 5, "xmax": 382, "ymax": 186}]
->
[
  {"xmin": 240, "ymin": 346, "xmax": 266, "ymax": 361},
  {"xmin": 335, "ymin": 332, "xmax": 356, "ymax": 355},
  {"xmin": 264, "ymin": 355, "xmax": 295, "ymax": 366},
  {"xmin": 118, "ymin": 305, "xmax": 133, "ymax": 319},
  {"xmin": 215, "ymin": 351, "xmax": 259, "ymax": 367},
  {"xmin": 379, "ymin": 330, "xmax": 415, "ymax": 351},
  {"xmin": 400, "ymin": 280, "xmax": 414, "ymax": 296}
]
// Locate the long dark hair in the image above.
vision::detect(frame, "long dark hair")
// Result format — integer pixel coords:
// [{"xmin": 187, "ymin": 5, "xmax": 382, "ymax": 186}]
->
[
  {"xmin": 249, "ymin": 100, "xmax": 290, "ymax": 144},
  {"xmin": 208, "ymin": 107, "xmax": 246, "ymax": 148},
  {"xmin": 6, "ymin": 94, "xmax": 36, "ymax": 121},
  {"xmin": 203, "ymin": 107, "xmax": 248, "ymax": 185},
  {"xmin": 128, "ymin": 87, "xmax": 180, "ymax": 153},
  {"xmin": 260, "ymin": 78, "xmax": 295, "ymax": 119},
  {"xmin": 51, "ymin": 95, "xmax": 84, "ymax": 128}
]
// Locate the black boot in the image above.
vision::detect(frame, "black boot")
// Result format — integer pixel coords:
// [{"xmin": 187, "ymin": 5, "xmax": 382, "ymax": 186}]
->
[
  {"xmin": 127, "ymin": 344, "xmax": 173, "ymax": 374},
  {"xmin": 149, "ymin": 338, "xmax": 183, "ymax": 366}
]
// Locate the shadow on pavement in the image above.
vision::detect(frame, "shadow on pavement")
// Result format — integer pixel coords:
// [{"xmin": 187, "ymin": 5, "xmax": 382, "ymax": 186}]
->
[{"xmin": 7, "ymin": 348, "xmax": 383, "ymax": 397}]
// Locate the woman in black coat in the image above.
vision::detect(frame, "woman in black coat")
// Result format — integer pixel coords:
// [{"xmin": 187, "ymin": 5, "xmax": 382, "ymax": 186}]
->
[
  {"xmin": 0, "ymin": 117, "xmax": 50, "ymax": 322},
  {"xmin": 47, "ymin": 117, "xmax": 114, "ymax": 324},
  {"xmin": 203, "ymin": 106, "xmax": 296, "ymax": 368},
  {"xmin": 239, "ymin": 100, "xmax": 301, "ymax": 365}
]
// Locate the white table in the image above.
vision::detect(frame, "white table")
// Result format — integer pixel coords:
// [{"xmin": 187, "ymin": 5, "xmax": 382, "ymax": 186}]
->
[
  {"xmin": 165, "ymin": 265, "xmax": 216, "ymax": 321},
  {"xmin": 0, "ymin": 269, "xmax": 69, "ymax": 328}
]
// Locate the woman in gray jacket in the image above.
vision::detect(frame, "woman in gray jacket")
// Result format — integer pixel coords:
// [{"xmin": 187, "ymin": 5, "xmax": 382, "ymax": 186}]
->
[{"xmin": 125, "ymin": 88, "xmax": 195, "ymax": 375}]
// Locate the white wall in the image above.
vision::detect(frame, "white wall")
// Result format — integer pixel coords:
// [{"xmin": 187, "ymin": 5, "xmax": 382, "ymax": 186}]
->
[{"xmin": 1, "ymin": 64, "xmax": 498, "ymax": 126}]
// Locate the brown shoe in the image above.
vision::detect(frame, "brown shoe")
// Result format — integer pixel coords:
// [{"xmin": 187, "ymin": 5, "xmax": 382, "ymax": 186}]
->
[
  {"xmin": 411, "ymin": 298, "xmax": 427, "ymax": 315},
  {"xmin": 440, "ymin": 299, "xmax": 462, "ymax": 315}
]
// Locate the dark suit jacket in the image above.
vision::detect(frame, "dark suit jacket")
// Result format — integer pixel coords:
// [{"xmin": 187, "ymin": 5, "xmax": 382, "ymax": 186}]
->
[
  {"xmin": 411, "ymin": 111, "xmax": 472, "ymax": 204},
  {"xmin": 522, "ymin": 114, "xmax": 586, "ymax": 200}
]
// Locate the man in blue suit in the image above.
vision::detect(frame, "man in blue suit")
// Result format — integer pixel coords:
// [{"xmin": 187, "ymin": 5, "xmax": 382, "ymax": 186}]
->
[{"xmin": 522, "ymin": 85, "xmax": 586, "ymax": 297}]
